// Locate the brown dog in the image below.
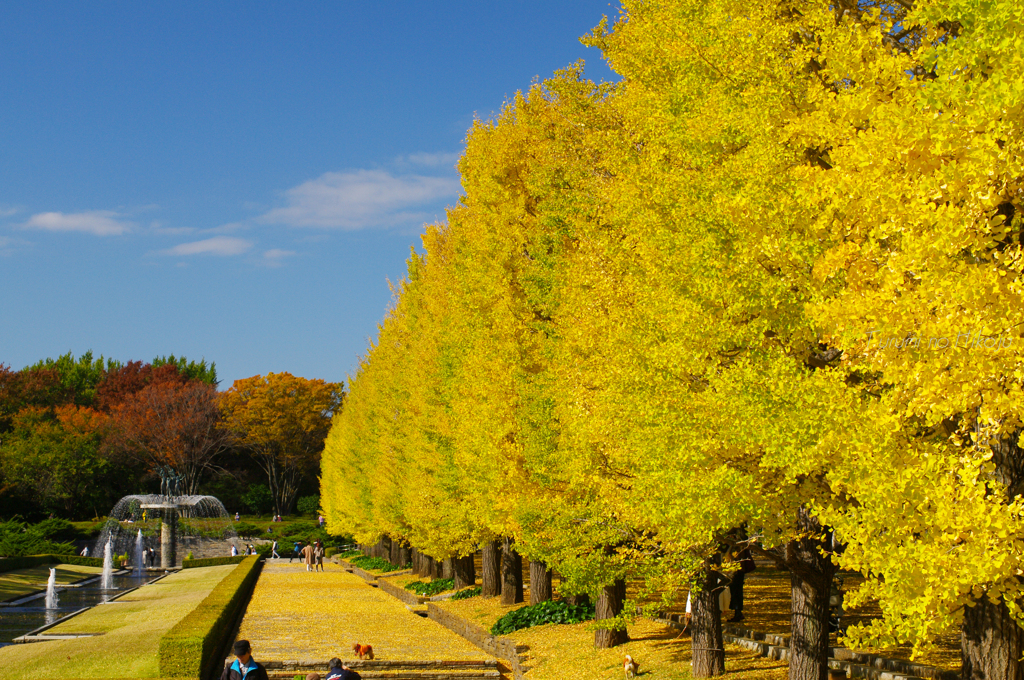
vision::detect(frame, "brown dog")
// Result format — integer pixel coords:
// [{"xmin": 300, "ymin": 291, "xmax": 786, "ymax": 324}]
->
[{"xmin": 352, "ymin": 643, "xmax": 374, "ymax": 660}]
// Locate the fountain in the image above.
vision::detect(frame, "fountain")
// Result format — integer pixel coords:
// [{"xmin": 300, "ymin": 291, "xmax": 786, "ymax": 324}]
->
[
  {"xmin": 1, "ymin": 475, "xmax": 234, "ymax": 645},
  {"xmin": 94, "ymin": 493, "xmax": 234, "ymax": 569},
  {"xmin": 45, "ymin": 568, "xmax": 58, "ymax": 609},
  {"xmin": 134, "ymin": 530, "xmax": 144, "ymax": 577},
  {"xmin": 101, "ymin": 540, "xmax": 113, "ymax": 590}
]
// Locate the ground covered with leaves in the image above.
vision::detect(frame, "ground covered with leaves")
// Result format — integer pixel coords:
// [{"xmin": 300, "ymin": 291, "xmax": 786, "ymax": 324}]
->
[{"xmin": 234, "ymin": 562, "xmax": 491, "ymax": 663}]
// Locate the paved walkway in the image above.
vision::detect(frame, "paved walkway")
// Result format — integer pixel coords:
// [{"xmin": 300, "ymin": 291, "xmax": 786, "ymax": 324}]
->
[{"xmin": 235, "ymin": 561, "xmax": 491, "ymax": 665}]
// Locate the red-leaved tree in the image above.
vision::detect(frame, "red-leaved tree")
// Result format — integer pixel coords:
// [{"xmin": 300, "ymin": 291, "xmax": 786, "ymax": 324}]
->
[{"xmin": 107, "ymin": 380, "xmax": 231, "ymax": 495}]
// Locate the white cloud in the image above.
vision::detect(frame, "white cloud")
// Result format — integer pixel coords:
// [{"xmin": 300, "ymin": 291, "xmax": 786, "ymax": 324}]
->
[
  {"xmin": 261, "ymin": 248, "xmax": 296, "ymax": 268},
  {"xmin": 401, "ymin": 152, "xmax": 461, "ymax": 168},
  {"xmin": 0, "ymin": 206, "xmax": 19, "ymax": 218},
  {"xmin": 24, "ymin": 210, "xmax": 132, "ymax": 236},
  {"xmin": 260, "ymin": 169, "xmax": 461, "ymax": 229},
  {"xmin": 160, "ymin": 236, "xmax": 253, "ymax": 256}
]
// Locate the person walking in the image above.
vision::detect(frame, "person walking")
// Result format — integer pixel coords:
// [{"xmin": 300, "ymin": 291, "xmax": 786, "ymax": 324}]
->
[
  {"xmin": 301, "ymin": 541, "xmax": 315, "ymax": 572},
  {"xmin": 271, "ymin": 540, "xmax": 280, "ymax": 559},
  {"xmin": 231, "ymin": 544, "xmax": 238, "ymax": 557},
  {"xmin": 290, "ymin": 541, "xmax": 302, "ymax": 563},
  {"xmin": 314, "ymin": 540, "xmax": 325, "ymax": 572}
]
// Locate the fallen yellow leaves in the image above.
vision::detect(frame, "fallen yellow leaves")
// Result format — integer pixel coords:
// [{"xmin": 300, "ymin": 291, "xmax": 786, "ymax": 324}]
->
[
  {"xmin": 510, "ymin": 619, "xmax": 790, "ymax": 680},
  {"xmin": 234, "ymin": 562, "xmax": 491, "ymax": 663}
]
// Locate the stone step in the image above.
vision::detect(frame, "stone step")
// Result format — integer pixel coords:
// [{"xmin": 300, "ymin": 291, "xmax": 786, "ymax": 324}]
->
[
  {"xmin": 268, "ymin": 672, "xmax": 500, "ymax": 679},
  {"xmin": 258, "ymin": 659, "xmax": 497, "ymax": 670},
  {"xmin": 242, "ymin": 659, "xmax": 501, "ymax": 678}
]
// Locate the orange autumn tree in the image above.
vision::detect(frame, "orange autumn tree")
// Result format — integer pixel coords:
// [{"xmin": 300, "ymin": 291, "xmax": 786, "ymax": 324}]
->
[{"xmin": 219, "ymin": 373, "xmax": 344, "ymax": 515}]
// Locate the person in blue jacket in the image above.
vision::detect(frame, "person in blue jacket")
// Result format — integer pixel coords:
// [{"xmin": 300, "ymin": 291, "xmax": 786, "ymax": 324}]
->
[
  {"xmin": 324, "ymin": 657, "xmax": 360, "ymax": 680},
  {"xmin": 221, "ymin": 640, "xmax": 269, "ymax": 680}
]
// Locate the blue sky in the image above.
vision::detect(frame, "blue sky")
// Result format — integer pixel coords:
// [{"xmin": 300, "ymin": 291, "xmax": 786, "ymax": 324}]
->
[{"xmin": 0, "ymin": 1, "xmax": 619, "ymax": 388}]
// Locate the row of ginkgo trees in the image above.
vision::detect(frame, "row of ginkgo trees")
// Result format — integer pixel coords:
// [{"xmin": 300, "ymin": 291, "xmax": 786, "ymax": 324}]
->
[{"xmin": 322, "ymin": 1, "xmax": 1024, "ymax": 678}]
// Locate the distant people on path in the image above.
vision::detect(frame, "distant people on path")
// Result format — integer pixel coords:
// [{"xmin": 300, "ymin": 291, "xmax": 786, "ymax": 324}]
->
[
  {"xmin": 221, "ymin": 639, "xmax": 269, "ymax": 680},
  {"xmin": 325, "ymin": 657, "xmax": 361, "ymax": 680},
  {"xmin": 727, "ymin": 533, "xmax": 756, "ymax": 623},
  {"xmin": 147, "ymin": 547, "xmax": 156, "ymax": 567},
  {"xmin": 271, "ymin": 540, "xmax": 280, "ymax": 559},
  {"xmin": 231, "ymin": 544, "xmax": 238, "ymax": 557},
  {"xmin": 290, "ymin": 541, "xmax": 303, "ymax": 563},
  {"xmin": 80, "ymin": 546, "xmax": 89, "ymax": 557},
  {"xmin": 318, "ymin": 515, "xmax": 325, "ymax": 528},
  {"xmin": 314, "ymin": 540, "xmax": 325, "ymax": 572},
  {"xmin": 301, "ymin": 542, "xmax": 315, "ymax": 572},
  {"xmin": 235, "ymin": 512, "xmax": 241, "ymax": 521}
]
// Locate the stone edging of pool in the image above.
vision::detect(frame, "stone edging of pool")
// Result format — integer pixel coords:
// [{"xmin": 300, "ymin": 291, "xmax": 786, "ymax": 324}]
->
[{"xmin": 12, "ymin": 570, "xmax": 176, "ymax": 643}]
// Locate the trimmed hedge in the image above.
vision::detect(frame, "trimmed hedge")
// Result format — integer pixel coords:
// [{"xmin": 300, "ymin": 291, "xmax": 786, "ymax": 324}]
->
[
  {"xmin": 324, "ymin": 547, "xmax": 339, "ymax": 558},
  {"xmin": 0, "ymin": 554, "xmax": 105, "ymax": 573},
  {"xmin": 182, "ymin": 555, "xmax": 248, "ymax": 569},
  {"xmin": 158, "ymin": 555, "xmax": 263, "ymax": 680}
]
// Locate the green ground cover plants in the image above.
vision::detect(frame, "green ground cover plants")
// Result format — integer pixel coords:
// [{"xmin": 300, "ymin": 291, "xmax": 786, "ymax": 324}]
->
[
  {"xmin": 0, "ymin": 563, "xmax": 236, "ymax": 678},
  {"xmin": 490, "ymin": 599, "xmax": 596, "ymax": 636},
  {"xmin": 348, "ymin": 555, "xmax": 407, "ymax": 572},
  {"xmin": 450, "ymin": 586, "xmax": 481, "ymax": 601},
  {"xmin": 404, "ymin": 578, "xmax": 454, "ymax": 597}
]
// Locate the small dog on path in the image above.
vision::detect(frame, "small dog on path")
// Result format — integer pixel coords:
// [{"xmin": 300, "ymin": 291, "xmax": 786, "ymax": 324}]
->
[
  {"xmin": 352, "ymin": 643, "xmax": 374, "ymax": 660},
  {"xmin": 624, "ymin": 654, "xmax": 639, "ymax": 677}
]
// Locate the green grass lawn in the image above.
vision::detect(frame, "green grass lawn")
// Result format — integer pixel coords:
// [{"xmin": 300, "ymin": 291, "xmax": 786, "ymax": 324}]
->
[
  {"xmin": 0, "ymin": 564, "xmax": 103, "ymax": 602},
  {"xmin": 0, "ymin": 563, "xmax": 236, "ymax": 678}
]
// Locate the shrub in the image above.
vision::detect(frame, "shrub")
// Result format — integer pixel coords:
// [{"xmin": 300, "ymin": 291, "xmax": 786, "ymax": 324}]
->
[
  {"xmin": 31, "ymin": 518, "xmax": 78, "ymax": 541},
  {"xmin": 451, "ymin": 586, "xmax": 482, "ymax": 601},
  {"xmin": 490, "ymin": 599, "xmax": 596, "ymax": 636},
  {"xmin": 241, "ymin": 484, "xmax": 273, "ymax": 516},
  {"xmin": 348, "ymin": 555, "xmax": 407, "ymax": 573},
  {"xmin": 182, "ymin": 556, "xmax": 248, "ymax": 569},
  {"xmin": 296, "ymin": 495, "xmax": 319, "ymax": 517},
  {"xmin": 159, "ymin": 556, "xmax": 262, "ymax": 680},
  {"xmin": 324, "ymin": 547, "xmax": 338, "ymax": 558},
  {"xmin": 0, "ymin": 554, "xmax": 105, "ymax": 573},
  {"xmin": 404, "ymin": 578, "xmax": 454, "ymax": 597},
  {"xmin": 0, "ymin": 519, "xmax": 77, "ymax": 557},
  {"xmin": 233, "ymin": 522, "xmax": 260, "ymax": 539}
]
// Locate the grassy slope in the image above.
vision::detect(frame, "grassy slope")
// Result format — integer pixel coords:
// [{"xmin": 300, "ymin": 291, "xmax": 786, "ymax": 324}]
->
[
  {"xmin": 0, "ymin": 564, "xmax": 236, "ymax": 679},
  {"xmin": 0, "ymin": 564, "xmax": 103, "ymax": 601}
]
